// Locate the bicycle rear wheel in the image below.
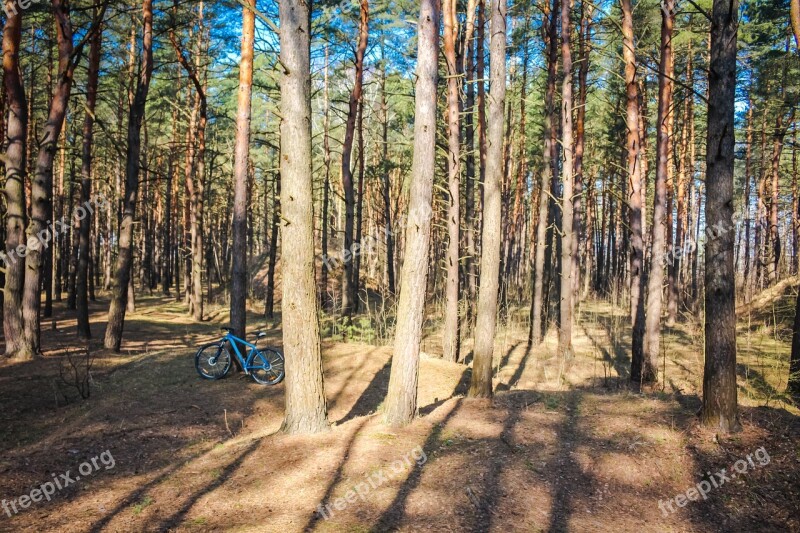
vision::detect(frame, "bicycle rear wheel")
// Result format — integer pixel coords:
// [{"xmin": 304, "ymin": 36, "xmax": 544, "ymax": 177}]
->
[
  {"xmin": 247, "ymin": 348, "xmax": 284, "ymax": 385},
  {"xmin": 195, "ymin": 343, "xmax": 232, "ymax": 380}
]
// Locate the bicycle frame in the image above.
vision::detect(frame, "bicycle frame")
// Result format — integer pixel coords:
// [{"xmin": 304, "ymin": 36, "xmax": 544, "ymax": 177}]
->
[{"xmin": 222, "ymin": 332, "xmax": 259, "ymax": 373}]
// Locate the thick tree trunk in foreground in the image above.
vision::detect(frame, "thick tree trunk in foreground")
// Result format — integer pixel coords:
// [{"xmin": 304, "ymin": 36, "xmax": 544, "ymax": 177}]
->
[
  {"xmin": 469, "ymin": 0, "xmax": 505, "ymax": 398},
  {"xmin": 279, "ymin": 0, "xmax": 329, "ymax": 435},
  {"xmin": 623, "ymin": 0, "xmax": 646, "ymax": 380},
  {"xmin": 340, "ymin": 0, "xmax": 369, "ymax": 317},
  {"xmin": 442, "ymin": 0, "xmax": 460, "ymax": 363},
  {"xmin": 2, "ymin": 5, "xmax": 29, "ymax": 359},
  {"xmin": 529, "ymin": 0, "xmax": 558, "ymax": 347},
  {"xmin": 558, "ymin": 0, "xmax": 575, "ymax": 362},
  {"xmin": 383, "ymin": 0, "xmax": 439, "ymax": 427},
  {"xmin": 23, "ymin": 0, "xmax": 76, "ymax": 356},
  {"xmin": 701, "ymin": 0, "xmax": 739, "ymax": 432},
  {"xmin": 642, "ymin": 0, "xmax": 674, "ymax": 384},
  {"xmin": 105, "ymin": 0, "xmax": 153, "ymax": 351},
  {"xmin": 77, "ymin": 7, "xmax": 102, "ymax": 340},
  {"xmin": 230, "ymin": 0, "xmax": 255, "ymax": 339}
]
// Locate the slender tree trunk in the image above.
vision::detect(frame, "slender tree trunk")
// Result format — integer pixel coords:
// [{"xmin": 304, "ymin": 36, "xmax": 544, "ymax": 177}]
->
[
  {"xmin": 464, "ymin": 0, "xmax": 478, "ymax": 312},
  {"xmin": 529, "ymin": 0, "xmax": 558, "ymax": 346},
  {"xmin": 265, "ymin": 167, "xmax": 280, "ymax": 319},
  {"xmin": 379, "ymin": 57, "xmax": 395, "ymax": 294},
  {"xmin": 230, "ymin": 0, "xmax": 255, "ymax": 339},
  {"xmin": 278, "ymin": 0, "xmax": 329, "ymax": 435},
  {"xmin": 469, "ymin": 0, "xmax": 505, "ymax": 398},
  {"xmin": 701, "ymin": 0, "xmax": 739, "ymax": 432},
  {"xmin": 320, "ymin": 47, "xmax": 332, "ymax": 307},
  {"xmin": 104, "ymin": 0, "xmax": 153, "ymax": 351},
  {"xmin": 23, "ymin": 0, "xmax": 78, "ymax": 356},
  {"xmin": 341, "ymin": 0, "xmax": 369, "ymax": 317},
  {"xmin": 744, "ymin": 101, "xmax": 754, "ymax": 298},
  {"xmin": 558, "ymin": 0, "xmax": 575, "ymax": 361},
  {"xmin": 573, "ymin": 1, "xmax": 591, "ymax": 302},
  {"xmin": 642, "ymin": 0, "xmax": 674, "ymax": 384},
  {"xmin": 442, "ymin": 0, "xmax": 461, "ymax": 363},
  {"xmin": 353, "ymin": 99, "xmax": 366, "ymax": 307},
  {"xmin": 768, "ymin": 111, "xmax": 793, "ymax": 284},
  {"xmin": 2, "ymin": 4, "xmax": 29, "ymax": 359},
  {"xmin": 623, "ymin": 0, "xmax": 647, "ymax": 379},
  {"xmin": 382, "ymin": 0, "xmax": 439, "ymax": 426},
  {"xmin": 77, "ymin": 5, "xmax": 103, "ymax": 340}
]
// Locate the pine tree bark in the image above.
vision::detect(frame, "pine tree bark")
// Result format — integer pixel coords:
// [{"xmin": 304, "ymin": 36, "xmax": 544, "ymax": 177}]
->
[
  {"xmin": 104, "ymin": 0, "xmax": 153, "ymax": 351},
  {"xmin": 442, "ymin": 0, "xmax": 461, "ymax": 363},
  {"xmin": 529, "ymin": 0, "xmax": 559, "ymax": 346},
  {"xmin": 23, "ymin": 0, "xmax": 78, "ymax": 356},
  {"xmin": 321, "ymin": 47, "xmax": 333, "ymax": 306},
  {"xmin": 469, "ymin": 0, "xmax": 505, "ymax": 398},
  {"xmin": 265, "ymin": 167, "xmax": 280, "ymax": 319},
  {"xmin": 622, "ymin": 0, "xmax": 646, "ymax": 379},
  {"xmin": 701, "ymin": 0, "xmax": 739, "ymax": 432},
  {"xmin": 340, "ymin": 0, "xmax": 369, "ymax": 317},
  {"xmin": 382, "ymin": 0, "xmax": 439, "ymax": 426},
  {"xmin": 642, "ymin": 0, "xmax": 674, "ymax": 384},
  {"xmin": 768, "ymin": 110, "xmax": 793, "ymax": 284},
  {"xmin": 230, "ymin": 0, "xmax": 255, "ymax": 339},
  {"xmin": 77, "ymin": 5, "xmax": 103, "ymax": 340},
  {"xmin": 2, "ymin": 4, "xmax": 29, "ymax": 359},
  {"xmin": 379, "ymin": 58, "xmax": 395, "ymax": 294},
  {"xmin": 573, "ymin": 0, "xmax": 591, "ymax": 301},
  {"xmin": 558, "ymin": 0, "xmax": 575, "ymax": 361},
  {"xmin": 278, "ymin": 0, "xmax": 329, "ymax": 435}
]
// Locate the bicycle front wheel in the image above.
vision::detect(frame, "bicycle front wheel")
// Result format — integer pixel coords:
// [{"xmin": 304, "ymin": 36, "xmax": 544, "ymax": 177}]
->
[
  {"xmin": 195, "ymin": 343, "xmax": 232, "ymax": 380},
  {"xmin": 247, "ymin": 349, "xmax": 284, "ymax": 385}
]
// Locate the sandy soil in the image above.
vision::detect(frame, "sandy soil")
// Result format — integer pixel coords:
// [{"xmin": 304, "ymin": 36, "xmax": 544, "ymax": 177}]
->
[{"xmin": 0, "ymin": 295, "xmax": 798, "ymax": 532}]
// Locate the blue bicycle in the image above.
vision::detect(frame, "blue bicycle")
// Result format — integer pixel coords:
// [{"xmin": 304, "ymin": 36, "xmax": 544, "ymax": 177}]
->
[{"xmin": 195, "ymin": 328, "xmax": 285, "ymax": 385}]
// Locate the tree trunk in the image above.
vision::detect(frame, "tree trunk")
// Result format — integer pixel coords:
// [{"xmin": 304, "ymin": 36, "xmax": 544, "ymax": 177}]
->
[
  {"xmin": 77, "ymin": 4, "xmax": 103, "ymax": 340},
  {"xmin": 278, "ymin": 0, "xmax": 329, "ymax": 435},
  {"xmin": 442, "ymin": 0, "xmax": 460, "ymax": 363},
  {"xmin": 463, "ymin": 0, "xmax": 478, "ymax": 313},
  {"xmin": 558, "ymin": 0, "xmax": 575, "ymax": 362},
  {"xmin": 340, "ymin": 0, "xmax": 369, "ymax": 317},
  {"xmin": 23, "ymin": 0, "xmax": 77, "ymax": 356},
  {"xmin": 104, "ymin": 0, "xmax": 153, "ymax": 351},
  {"xmin": 265, "ymin": 167, "xmax": 280, "ymax": 319},
  {"xmin": 529, "ymin": 0, "xmax": 559, "ymax": 347},
  {"xmin": 379, "ymin": 57, "xmax": 395, "ymax": 294},
  {"xmin": 701, "ymin": 0, "xmax": 739, "ymax": 432},
  {"xmin": 382, "ymin": 0, "xmax": 439, "ymax": 426},
  {"xmin": 469, "ymin": 0, "xmax": 505, "ymax": 398},
  {"xmin": 622, "ymin": 0, "xmax": 647, "ymax": 379},
  {"xmin": 642, "ymin": 0, "xmax": 674, "ymax": 384},
  {"xmin": 573, "ymin": 0, "xmax": 591, "ymax": 302},
  {"xmin": 768, "ymin": 111, "xmax": 793, "ymax": 284},
  {"xmin": 321, "ymin": 47, "xmax": 332, "ymax": 307},
  {"xmin": 2, "ymin": 4, "xmax": 29, "ymax": 359},
  {"xmin": 230, "ymin": 0, "xmax": 254, "ymax": 339}
]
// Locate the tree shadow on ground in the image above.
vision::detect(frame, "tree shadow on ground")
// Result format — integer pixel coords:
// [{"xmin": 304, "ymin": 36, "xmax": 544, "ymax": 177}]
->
[
  {"xmin": 337, "ymin": 359, "xmax": 392, "ymax": 424},
  {"xmin": 304, "ymin": 417, "xmax": 371, "ymax": 531},
  {"xmin": 371, "ymin": 399, "xmax": 464, "ymax": 532}
]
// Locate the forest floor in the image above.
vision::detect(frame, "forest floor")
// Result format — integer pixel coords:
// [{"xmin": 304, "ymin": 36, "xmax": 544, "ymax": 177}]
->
[{"xmin": 0, "ymin": 294, "xmax": 799, "ymax": 532}]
